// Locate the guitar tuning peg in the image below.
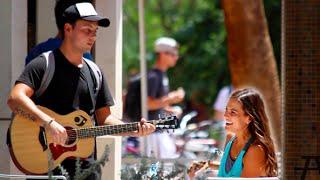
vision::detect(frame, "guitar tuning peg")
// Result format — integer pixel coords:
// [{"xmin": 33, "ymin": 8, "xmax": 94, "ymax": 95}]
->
[{"xmin": 159, "ymin": 113, "xmax": 166, "ymax": 119}]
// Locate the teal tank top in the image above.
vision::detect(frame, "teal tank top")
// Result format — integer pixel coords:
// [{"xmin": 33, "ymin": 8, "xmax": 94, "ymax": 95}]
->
[{"xmin": 217, "ymin": 136, "xmax": 254, "ymax": 177}]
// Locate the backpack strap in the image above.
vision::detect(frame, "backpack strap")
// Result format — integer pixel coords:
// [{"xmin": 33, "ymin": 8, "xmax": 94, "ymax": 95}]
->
[
  {"xmin": 83, "ymin": 58, "xmax": 102, "ymax": 114},
  {"xmin": 34, "ymin": 51, "xmax": 55, "ymax": 98},
  {"xmin": 83, "ymin": 58, "xmax": 102, "ymax": 94}
]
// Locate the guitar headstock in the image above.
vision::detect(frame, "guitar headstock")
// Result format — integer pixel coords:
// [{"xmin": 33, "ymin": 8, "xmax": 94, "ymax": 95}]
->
[{"xmin": 150, "ymin": 115, "xmax": 179, "ymax": 131}]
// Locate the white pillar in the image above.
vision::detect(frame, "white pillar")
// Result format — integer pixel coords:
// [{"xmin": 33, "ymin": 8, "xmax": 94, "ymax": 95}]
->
[
  {"xmin": 95, "ymin": 0, "xmax": 123, "ymax": 119},
  {"xmin": 0, "ymin": 0, "xmax": 27, "ymax": 174},
  {"xmin": 94, "ymin": 1, "xmax": 123, "ymax": 179},
  {"xmin": 36, "ymin": 0, "xmax": 56, "ymax": 43},
  {"xmin": 96, "ymin": 136, "xmax": 122, "ymax": 180}
]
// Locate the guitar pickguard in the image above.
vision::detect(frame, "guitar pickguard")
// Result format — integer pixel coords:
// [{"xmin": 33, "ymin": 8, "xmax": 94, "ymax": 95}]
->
[
  {"xmin": 74, "ymin": 115, "xmax": 87, "ymax": 126},
  {"xmin": 49, "ymin": 143, "xmax": 77, "ymax": 160}
]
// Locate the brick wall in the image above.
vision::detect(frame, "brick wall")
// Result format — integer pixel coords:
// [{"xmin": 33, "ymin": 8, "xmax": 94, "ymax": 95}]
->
[{"xmin": 284, "ymin": 0, "xmax": 320, "ymax": 179}]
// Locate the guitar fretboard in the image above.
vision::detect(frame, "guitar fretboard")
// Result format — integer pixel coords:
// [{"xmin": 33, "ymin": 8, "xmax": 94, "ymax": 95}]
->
[{"xmin": 76, "ymin": 122, "xmax": 140, "ymax": 139}]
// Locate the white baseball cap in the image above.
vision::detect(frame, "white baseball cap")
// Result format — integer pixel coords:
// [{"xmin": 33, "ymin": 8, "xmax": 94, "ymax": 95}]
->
[
  {"xmin": 154, "ymin": 37, "xmax": 179, "ymax": 56},
  {"xmin": 63, "ymin": 2, "xmax": 110, "ymax": 27}
]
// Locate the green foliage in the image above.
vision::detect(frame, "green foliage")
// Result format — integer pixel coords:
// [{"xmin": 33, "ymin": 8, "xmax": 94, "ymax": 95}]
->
[
  {"xmin": 123, "ymin": 0, "xmax": 280, "ymax": 117},
  {"xmin": 74, "ymin": 145, "xmax": 110, "ymax": 180},
  {"xmin": 58, "ymin": 165, "xmax": 69, "ymax": 180},
  {"xmin": 123, "ymin": 0, "xmax": 227, "ymax": 117},
  {"xmin": 47, "ymin": 148, "xmax": 54, "ymax": 179},
  {"xmin": 162, "ymin": 162, "xmax": 185, "ymax": 179},
  {"xmin": 47, "ymin": 145, "xmax": 110, "ymax": 180},
  {"xmin": 263, "ymin": 0, "xmax": 281, "ymax": 74},
  {"xmin": 121, "ymin": 159, "xmax": 186, "ymax": 180},
  {"xmin": 121, "ymin": 158, "xmax": 149, "ymax": 180}
]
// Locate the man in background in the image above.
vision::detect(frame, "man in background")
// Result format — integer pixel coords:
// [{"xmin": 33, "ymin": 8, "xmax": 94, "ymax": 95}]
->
[{"xmin": 144, "ymin": 37, "xmax": 185, "ymax": 158}]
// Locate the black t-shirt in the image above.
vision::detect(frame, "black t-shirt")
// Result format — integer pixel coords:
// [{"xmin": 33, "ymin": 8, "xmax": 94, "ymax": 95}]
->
[
  {"xmin": 17, "ymin": 49, "xmax": 114, "ymax": 116},
  {"xmin": 147, "ymin": 68, "xmax": 169, "ymax": 119}
]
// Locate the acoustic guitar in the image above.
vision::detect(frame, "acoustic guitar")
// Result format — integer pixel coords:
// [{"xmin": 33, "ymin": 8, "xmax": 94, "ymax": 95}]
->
[{"xmin": 8, "ymin": 106, "xmax": 178, "ymax": 175}]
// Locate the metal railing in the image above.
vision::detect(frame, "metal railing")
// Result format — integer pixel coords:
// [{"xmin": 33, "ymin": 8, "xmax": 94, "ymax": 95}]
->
[
  {"xmin": 0, "ymin": 174, "xmax": 67, "ymax": 180},
  {"xmin": 207, "ymin": 178, "xmax": 279, "ymax": 180}
]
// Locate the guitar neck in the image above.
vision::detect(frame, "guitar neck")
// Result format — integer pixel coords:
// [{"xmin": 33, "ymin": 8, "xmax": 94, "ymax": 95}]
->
[{"xmin": 76, "ymin": 121, "xmax": 145, "ymax": 139}]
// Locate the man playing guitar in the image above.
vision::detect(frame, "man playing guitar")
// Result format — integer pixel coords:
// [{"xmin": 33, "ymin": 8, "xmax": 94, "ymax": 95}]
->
[{"xmin": 7, "ymin": 2, "xmax": 155, "ymax": 179}]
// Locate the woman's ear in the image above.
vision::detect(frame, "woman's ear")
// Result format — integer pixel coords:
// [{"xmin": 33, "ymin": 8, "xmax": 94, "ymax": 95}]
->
[{"xmin": 246, "ymin": 115, "xmax": 252, "ymax": 125}]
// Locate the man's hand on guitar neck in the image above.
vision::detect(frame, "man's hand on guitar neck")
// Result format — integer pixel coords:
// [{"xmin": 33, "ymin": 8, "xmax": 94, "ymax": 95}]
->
[
  {"xmin": 131, "ymin": 118, "xmax": 156, "ymax": 137},
  {"xmin": 45, "ymin": 119, "xmax": 68, "ymax": 146},
  {"xmin": 95, "ymin": 107, "xmax": 156, "ymax": 137}
]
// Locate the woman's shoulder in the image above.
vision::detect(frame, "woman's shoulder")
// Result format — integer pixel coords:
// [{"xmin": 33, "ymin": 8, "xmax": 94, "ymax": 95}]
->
[
  {"xmin": 244, "ymin": 143, "xmax": 266, "ymax": 162},
  {"xmin": 241, "ymin": 143, "xmax": 269, "ymax": 177}
]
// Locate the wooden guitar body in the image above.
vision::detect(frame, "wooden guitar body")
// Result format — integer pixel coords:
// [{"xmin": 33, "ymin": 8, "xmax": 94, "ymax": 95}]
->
[{"xmin": 9, "ymin": 106, "xmax": 94, "ymax": 174}]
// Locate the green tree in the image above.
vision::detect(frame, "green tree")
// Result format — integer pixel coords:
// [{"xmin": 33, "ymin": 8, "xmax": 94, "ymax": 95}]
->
[
  {"xmin": 123, "ymin": 0, "xmax": 280, "ymax": 119},
  {"xmin": 123, "ymin": 1, "xmax": 228, "ymax": 118},
  {"xmin": 222, "ymin": 0, "xmax": 281, "ymax": 148}
]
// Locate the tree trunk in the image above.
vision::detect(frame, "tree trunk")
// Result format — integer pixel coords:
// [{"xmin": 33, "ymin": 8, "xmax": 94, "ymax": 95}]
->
[{"xmin": 222, "ymin": 0, "xmax": 281, "ymax": 149}]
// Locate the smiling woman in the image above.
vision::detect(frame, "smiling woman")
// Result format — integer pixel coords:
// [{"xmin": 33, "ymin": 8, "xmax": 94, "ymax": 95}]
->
[
  {"xmin": 218, "ymin": 88, "xmax": 278, "ymax": 177},
  {"xmin": 188, "ymin": 88, "xmax": 278, "ymax": 178}
]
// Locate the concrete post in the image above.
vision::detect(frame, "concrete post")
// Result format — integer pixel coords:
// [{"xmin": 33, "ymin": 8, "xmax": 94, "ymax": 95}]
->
[
  {"xmin": 0, "ymin": 0, "xmax": 27, "ymax": 175},
  {"xmin": 96, "ymin": 136, "xmax": 122, "ymax": 180},
  {"xmin": 95, "ymin": 0, "xmax": 123, "ymax": 118},
  {"xmin": 94, "ymin": 1, "xmax": 123, "ymax": 179},
  {"xmin": 36, "ymin": 0, "xmax": 56, "ymax": 43}
]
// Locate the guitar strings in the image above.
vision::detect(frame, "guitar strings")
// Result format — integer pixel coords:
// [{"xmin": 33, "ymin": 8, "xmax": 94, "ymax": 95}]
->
[
  {"xmin": 65, "ymin": 122, "xmax": 141, "ymax": 140},
  {"xmin": 64, "ymin": 120, "xmax": 174, "ymax": 140}
]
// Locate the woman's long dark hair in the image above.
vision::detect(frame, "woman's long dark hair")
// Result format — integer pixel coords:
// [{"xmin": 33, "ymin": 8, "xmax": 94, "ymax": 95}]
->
[{"xmin": 230, "ymin": 88, "xmax": 278, "ymax": 177}]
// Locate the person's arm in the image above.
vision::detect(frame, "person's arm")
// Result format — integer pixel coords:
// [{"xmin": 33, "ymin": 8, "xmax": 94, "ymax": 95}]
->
[
  {"xmin": 7, "ymin": 83, "xmax": 67, "ymax": 145},
  {"xmin": 148, "ymin": 88, "xmax": 185, "ymax": 110},
  {"xmin": 188, "ymin": 133, "xmax": 233, "ymax": 178},
  {"xmin": 187, "ymin": 160, "xmax": 220, "ymax": 179},
  {"xmin": 147, "ymin": 96, "xmax": 172, "ymax": 110},
  {"xmin": 187, "ymin": 161, "xmax": 209, "ymax": 178},
  {"xmin": 241, "ymin": 144, "xmax": 267, "ymax": 177},
  {"xmin": 95, "ymin": 107, "xmax": 155, "ymax": 136}
]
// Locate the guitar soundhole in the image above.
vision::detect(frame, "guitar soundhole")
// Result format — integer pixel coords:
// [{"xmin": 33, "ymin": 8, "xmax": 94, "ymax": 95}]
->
[{"xmin": 65, "ymin": 127, "xmax": 77, "ymax": 145}]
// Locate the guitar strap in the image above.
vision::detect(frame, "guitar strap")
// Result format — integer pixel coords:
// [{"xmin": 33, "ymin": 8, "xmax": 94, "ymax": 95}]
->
[
  {"xmin": 79, "ymin": 64, "xmax": 99, "ymax": 160},
  {"xmin": 72, "ymin": 81, "xmax": 81, "ymax": 113},
  {"xmin": 83, "ymin": 61, "xmax": 97, "ymax": 120}
]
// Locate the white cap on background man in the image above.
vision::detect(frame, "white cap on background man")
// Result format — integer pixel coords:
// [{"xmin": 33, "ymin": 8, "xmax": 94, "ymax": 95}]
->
[{"xmin": 154, "ymin": 37, "xmax": 179, "ymax": 56}]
